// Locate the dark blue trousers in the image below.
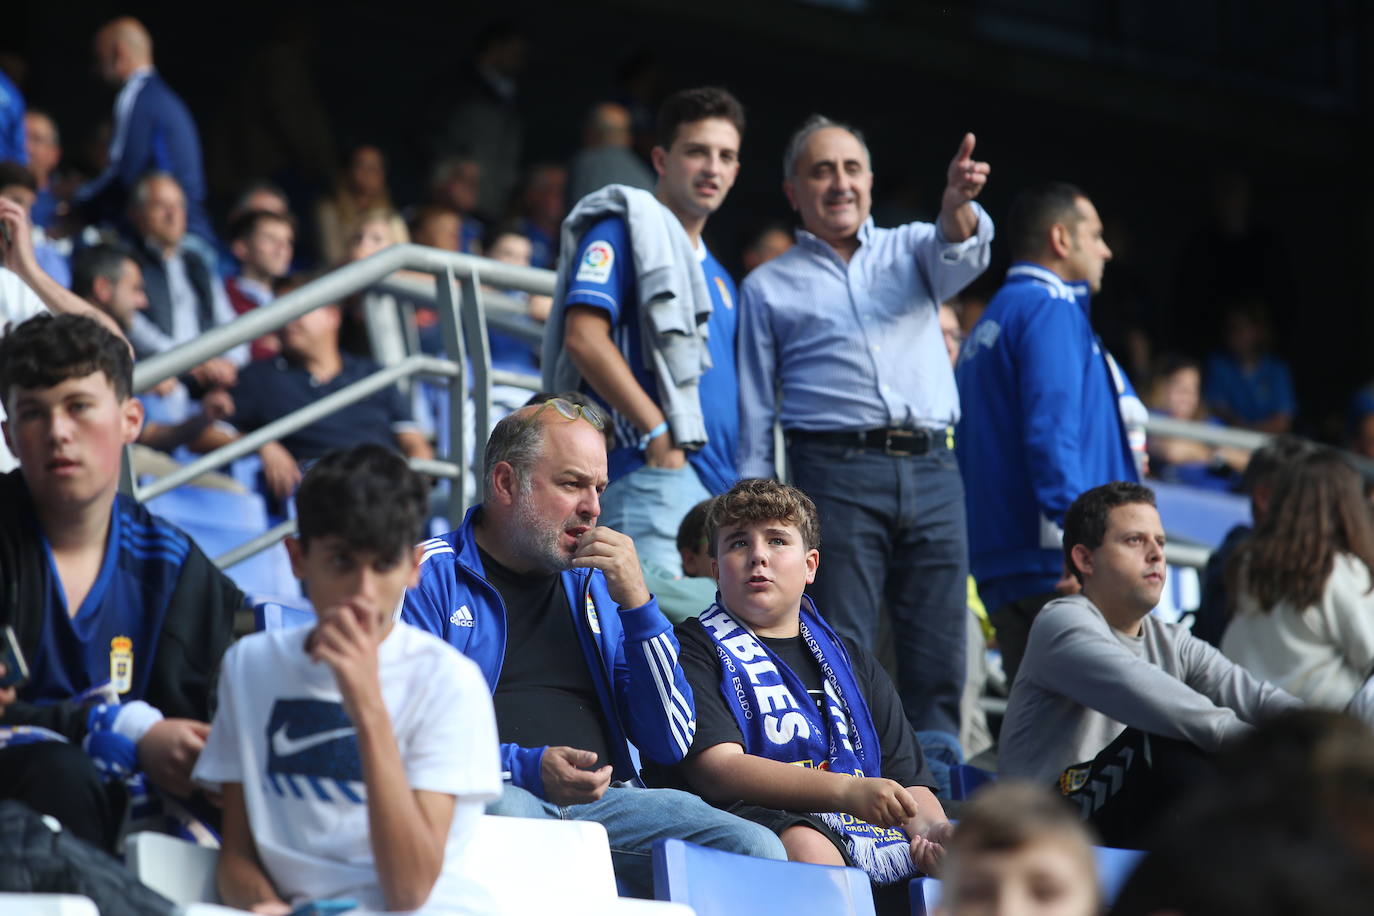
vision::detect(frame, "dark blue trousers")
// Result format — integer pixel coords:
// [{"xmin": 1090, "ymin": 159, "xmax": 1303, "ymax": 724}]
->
[{"xmin": 789, "ymin": 437, "xmax": 969, "ymax": 737}]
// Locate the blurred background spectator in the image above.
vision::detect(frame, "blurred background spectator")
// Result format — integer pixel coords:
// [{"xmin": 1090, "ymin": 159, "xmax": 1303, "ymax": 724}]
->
[
  {"xmin": 315, "ymin": 144, "xmax": 405, "ymax": 265},
  {"xmin": 1204, "ymin": 299, "xmax": 1296, "ymax": 434},
  {"xmin": 566, "ymin": 101, "xmax": 655, "ymax": 208},
  {"xmin": 1146, "ymin": 352, "xmax": 1249, "ymax": 492},
  {"xmin": 1222, "ymin": 449, "xmax": 1374, "ymax": 713}
]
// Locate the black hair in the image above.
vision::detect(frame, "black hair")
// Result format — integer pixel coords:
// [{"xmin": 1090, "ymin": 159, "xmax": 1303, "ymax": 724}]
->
[
  {"xmin": 295, "ymin": 444, "xmax": 428, "ymax": 562},
  {"xmin": 227, "ymin": 208, "xmax": 295, "ymax": 245},
  {"xmin": 1006, "ymin": 181, "xmax": 1088, "ymax": 261},
  {"xmin": 0, "ymin": 160, "xmax": 36, "ymax": 192},
  {"xmin": 70, "ymin": 242, "xmax": 135, "ymax": 301},
  {"xmin": 655, "ymin": 87, "xmax": 745, "ymax": 151},
  {"xmin": 0, "ymin": 313, "xmax": 132, "ymax": 404},
  {"xmin": 1062, "ymin": 481, "xmax": 1157, "ymax": 583}
]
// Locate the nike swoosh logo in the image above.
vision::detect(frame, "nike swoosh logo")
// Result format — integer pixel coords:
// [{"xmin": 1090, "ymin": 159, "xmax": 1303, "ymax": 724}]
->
[{"xmin": 271, "ymin": 723, "xmax": 357, "ymax": 757}]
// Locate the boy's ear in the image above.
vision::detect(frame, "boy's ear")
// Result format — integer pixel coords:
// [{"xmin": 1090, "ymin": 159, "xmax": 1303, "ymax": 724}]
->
[
  {"xmin": 120, "ymin": 395, "xmax": 144, "ymax": 445},
  {"xmin": 285, "ymin": 536, "xmax": 305, "ymax": 579},
  {"xmin": 650, "ymin": 144, "xmax": 668, "ymax": 179},
  {"xmin": 804, "ymin": 547, "xmax": 820, "ymax": 585}
]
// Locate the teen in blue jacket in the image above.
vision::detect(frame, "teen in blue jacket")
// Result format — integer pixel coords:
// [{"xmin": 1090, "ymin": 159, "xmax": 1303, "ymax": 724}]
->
[{"xmin": 955, "ymin": 183, "xmax": 1142, "ymax": 680}]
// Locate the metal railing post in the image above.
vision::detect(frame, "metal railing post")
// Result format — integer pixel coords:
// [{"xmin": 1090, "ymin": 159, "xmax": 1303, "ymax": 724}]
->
[
  {"xmin": 435, "ymin": 265, "xmax": 468, "ymax": 524},
  {"xmin": 458, "ymin": 269, "xmax": 493, "ymax": 463}
]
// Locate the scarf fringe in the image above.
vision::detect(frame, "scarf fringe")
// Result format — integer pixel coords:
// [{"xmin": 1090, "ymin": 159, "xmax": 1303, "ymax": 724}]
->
[{"xmin": 818, "ymin": 812, "xmax": 917, "ymax": 885}]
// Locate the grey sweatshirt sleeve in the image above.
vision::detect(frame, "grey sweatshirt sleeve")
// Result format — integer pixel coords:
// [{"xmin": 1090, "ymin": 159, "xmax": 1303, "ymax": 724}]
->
[
  {"xmin": 1027, "ymin": 599, "xmax": 1260, "ymax": 753},
  {"xmin": 1177, "ymin": 629, "xmax": 1305, "ymax": 724}
]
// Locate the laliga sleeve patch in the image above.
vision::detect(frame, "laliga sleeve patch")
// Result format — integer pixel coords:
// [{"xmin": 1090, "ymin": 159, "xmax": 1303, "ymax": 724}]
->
[{"xmin": 575, "ymin": 240, "xmax": 615, "ymax": 284}]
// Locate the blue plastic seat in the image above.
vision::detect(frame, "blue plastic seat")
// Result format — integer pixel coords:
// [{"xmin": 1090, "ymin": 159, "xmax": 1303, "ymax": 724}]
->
[
  {"xmin": 1093, "ymin": 845, "xmax": 1145, "ymax": 902},
  {"xmin": 909, "ymin": 877, "xmax": 941, "ymax": 916},
  {"xmin": 654, "ymin": 838, "xmax": 875, "ymax": 916},
  {"xmin": 948, "ymin": 764, "xmax": 995, "ymax": 801}
]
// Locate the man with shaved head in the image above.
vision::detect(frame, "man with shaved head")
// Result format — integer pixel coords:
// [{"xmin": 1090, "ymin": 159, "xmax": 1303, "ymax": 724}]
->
[
  {"xmin": 567, "ymin": 101, "xmax": 655, "ymax": 205},
  {"xmin": 736, "ymin": 116, "xmax": 994, "ymax": 745},
  {"xmin": 75, "ymin": 17, "xmax": 214, "ymax": 249}
]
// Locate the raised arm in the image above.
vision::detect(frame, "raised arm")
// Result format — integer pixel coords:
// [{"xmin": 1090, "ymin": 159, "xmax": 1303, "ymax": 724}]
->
[
  {"xmin": 937, "ymin": 133, "xmax": 990, "ymax": 243},
  {"xmin": 0, "ymin": 198, "xmax": 125, "ymax": 339},
  {"xmin": 312, "ymin": 604, "xmax": 452, "ymax": 912},
  {"xmin": 573, "ymin": 527, "xmax": 697, "ymax": 765}
]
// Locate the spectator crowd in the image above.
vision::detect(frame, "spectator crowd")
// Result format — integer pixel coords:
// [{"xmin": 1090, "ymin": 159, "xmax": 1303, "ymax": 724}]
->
[{"xmin": 4, "ymin": 13, "xmax": 1374, "ymax": 916}]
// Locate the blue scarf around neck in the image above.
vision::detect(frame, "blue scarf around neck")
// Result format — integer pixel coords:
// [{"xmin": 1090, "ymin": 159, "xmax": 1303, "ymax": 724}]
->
[{"xmin": 696, "ymin": 598, "xmax": 916, "ymax": 884}]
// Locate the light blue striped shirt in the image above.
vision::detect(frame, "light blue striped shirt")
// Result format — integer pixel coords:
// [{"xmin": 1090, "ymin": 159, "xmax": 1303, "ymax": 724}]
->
[{"xmin": 736, "ymin": 208, "xmax": 994, "ymax": 478}]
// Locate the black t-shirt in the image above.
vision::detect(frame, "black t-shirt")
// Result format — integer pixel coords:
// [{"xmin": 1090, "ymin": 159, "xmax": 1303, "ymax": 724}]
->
[
  {"xmin": 481, "ymin": 547, "xmax": 613, "ymax": 768},
  {"xmin": 663, "ymin": 616, "xmax": 936, "ymax": 792}
]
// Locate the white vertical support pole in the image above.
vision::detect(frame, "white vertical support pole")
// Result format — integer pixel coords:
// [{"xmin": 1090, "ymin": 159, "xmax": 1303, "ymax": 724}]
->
[
  {"xmin": 458, "ymin": 268, "xmax": 493, "ymax": 466},
  {"xmin": 435, "ymin": 265, "xmax": 468, "ymax": 523}
]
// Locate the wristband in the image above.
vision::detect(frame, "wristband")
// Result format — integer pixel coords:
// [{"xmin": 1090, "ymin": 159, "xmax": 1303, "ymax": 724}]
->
[{"xmin": 638, "ymin": 421, "xmax": 669, "ymax": 451}]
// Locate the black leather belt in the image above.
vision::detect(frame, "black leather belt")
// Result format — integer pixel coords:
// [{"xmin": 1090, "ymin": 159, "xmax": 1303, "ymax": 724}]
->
[{"xmin": 788, "ymin": 426, "xmax": 951, "ymax": 457}]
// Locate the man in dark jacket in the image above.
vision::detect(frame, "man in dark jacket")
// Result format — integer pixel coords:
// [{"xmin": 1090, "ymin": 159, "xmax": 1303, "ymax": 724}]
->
[{"xmin": 0, "ymin": 314, "xmax": 242, "ymax": 850}]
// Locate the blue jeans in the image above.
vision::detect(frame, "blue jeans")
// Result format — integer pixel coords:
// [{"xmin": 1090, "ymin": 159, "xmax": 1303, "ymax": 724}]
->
[
  {"xmin": 598, "ymin": 463, "xmax": 712, "ymax": 576},
  {"xmin": 487, "ymin": 783, "xmax": 785, "ymax": 897},
  {"xmin": 789, "ymin": 437, "xmax": 969, "ymax": 737}
]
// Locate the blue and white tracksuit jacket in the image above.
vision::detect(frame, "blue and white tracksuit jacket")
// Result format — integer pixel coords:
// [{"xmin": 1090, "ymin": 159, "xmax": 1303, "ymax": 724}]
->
[
  {"xmin": 954, "ymin": 263, "xmax": 1142, "ymax": 610},
  {"xmin": 401, "ymin": 506, "xmax": 696, "ymax": 798}
]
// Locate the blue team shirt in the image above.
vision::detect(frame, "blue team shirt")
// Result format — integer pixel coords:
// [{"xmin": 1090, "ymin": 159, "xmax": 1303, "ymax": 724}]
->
[
  {"xmin": 563, "ymin": 216, "xmax": 739, "ymax": 494},
  {"xmin": 24, "ymin": 494, "xmax": 189, "ymax": 706},
  {"xmin": 1203, "ymin": 352, "xmax": 1297, "ymax": 425}
]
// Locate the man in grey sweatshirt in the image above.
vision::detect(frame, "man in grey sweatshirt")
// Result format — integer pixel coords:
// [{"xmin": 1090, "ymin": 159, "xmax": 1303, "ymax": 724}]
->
[{"xmin": 998, "ymin": 481, "xmax": 1300, "ymax": 846}]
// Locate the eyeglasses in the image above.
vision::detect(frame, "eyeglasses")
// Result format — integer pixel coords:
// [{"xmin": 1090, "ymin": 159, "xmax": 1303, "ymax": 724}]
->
[{"xmin": 531, "ymin": 397, "xmax": 605, "ymax": 431}]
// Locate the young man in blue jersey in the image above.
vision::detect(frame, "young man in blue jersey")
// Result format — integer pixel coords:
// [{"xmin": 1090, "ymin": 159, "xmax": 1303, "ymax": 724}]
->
[
  {"xmin": 0, "ymin": 313, "xmax": 242, "ymax": 850},
  {"xmin": 543, "ymin": 87, "xmax": 745, "ymax": 581},
  {"xmin": 403, "ymin": 398, "xmax": 784, "ymax": 897},
  {"xmin": 196, "ymin": 446, "xmax": 500, "ymax": 913}
]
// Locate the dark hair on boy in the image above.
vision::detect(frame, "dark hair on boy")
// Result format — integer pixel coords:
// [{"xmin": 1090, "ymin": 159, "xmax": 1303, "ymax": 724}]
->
[
  {"xmin": 0, "ymin": 161, "xmax": 37, "ymax": 193},
  {"xmin": 0, "ymin": 313, "xmax": 132, "ymax": 405},
  {"xmin": 71, "ymin": 242, "xmax": 136, "ymax": 301},
  {"xmin": 655, "ymin": 87, "xmax": 745, "ymax": 151},
  {"xmin": 676, "ymin": 498, "xmax": 716, "ymax": 555},
  {"xmin": 708, "ymin": 478, "xmax": 820, "ymax": 556},
  {"xmin": 1062, "ymin": 481, "xmax": 1156, "ymax": 583},
  {"xmin": 227, "ymin": 208, "xmax": 295, "ymax": 245},
  {"xmin": 1006, "ymin": 181, "xmax": 1088, "ymax": 261},
  {"xmin": 295, "ymin": 444, "xmax": 428, "ymax": 562}
]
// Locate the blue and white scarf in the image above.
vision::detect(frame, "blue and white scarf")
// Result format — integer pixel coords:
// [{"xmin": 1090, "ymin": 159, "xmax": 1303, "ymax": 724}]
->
[{"xmin": 697, "ymin": 599, "xmax": 915, "ymax": 884}]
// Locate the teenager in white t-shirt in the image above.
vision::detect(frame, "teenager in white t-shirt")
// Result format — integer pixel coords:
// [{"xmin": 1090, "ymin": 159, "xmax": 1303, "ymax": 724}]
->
[{"xmin": 194, "ymin": 446, "xmax": 501, "ymax": 914}]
